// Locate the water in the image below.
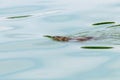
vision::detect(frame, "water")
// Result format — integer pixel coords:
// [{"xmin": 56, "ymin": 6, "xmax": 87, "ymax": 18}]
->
[{"xmin": 0, "ymin": 0, "xmax": 120, "ymax": 80}]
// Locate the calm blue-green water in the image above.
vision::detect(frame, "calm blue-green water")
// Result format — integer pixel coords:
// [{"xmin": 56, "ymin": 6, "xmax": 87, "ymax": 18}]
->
[{"xmin": 0, "ymin": 0, "xmax": 120, "ymax": 80}]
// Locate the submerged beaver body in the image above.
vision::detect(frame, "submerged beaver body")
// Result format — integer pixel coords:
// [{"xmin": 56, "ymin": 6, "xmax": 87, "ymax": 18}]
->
[{"xmin": 45, "ymin": 26, "xmax": 120, "ymax": 45}]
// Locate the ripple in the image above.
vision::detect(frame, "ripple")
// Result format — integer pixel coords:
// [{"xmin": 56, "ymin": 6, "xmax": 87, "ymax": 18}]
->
[
  {"xmin": 5, "ymin": 34, "xmax": 36, "ymax": 38},
  {"xmin": 73, "ymin": 27, "xmax": 120, "ymax": 45},
  {"xmin": 0, "ymin": 5, "xmax": 47, "ymax": 14},
  {"xmin": 0, "ymin": 10, "xmax": 64, "ymax": 21},
  {"xmin": 0, "ymin": 58, "xmax": 35, "ymax": 76},
  {"xmin": 42, "ymin": 14, "xmax": 80, "ymax": 22},
  {"xmin": 0, "ymin": 39, "xmax": 67, "ymax": 52},
  {"xmin": 1, "ymin": 56, "xmax": 109, "ymax": 79},
  {"xmin": 0, "ymin": 26, "xmax": 14, "ymax": 31},
  {"xmin": 107, "ymin": 58, "xmax": 120, "ymax": 70}
]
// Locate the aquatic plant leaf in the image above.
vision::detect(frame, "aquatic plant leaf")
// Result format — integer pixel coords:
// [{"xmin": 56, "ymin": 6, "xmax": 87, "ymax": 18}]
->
[
  {"xmin": 7, "ymin": 15, "xmax": 32, "ymax": 19},
  {"xmin": 81, "ymin": 46, "xmax": 113, "ymax": 49},
  {"xmin": 92, "ymin": 22, "xmax": 115, "ymax": 25},
  {"xmin": 108, "ymin": 24, "xmax": 120, "ymax": 28}
]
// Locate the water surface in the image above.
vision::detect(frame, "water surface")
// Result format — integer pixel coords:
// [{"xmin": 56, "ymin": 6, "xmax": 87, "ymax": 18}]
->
[{"xmin": 0, "ymin": 0, "xmax": 120, "ymax": 80}]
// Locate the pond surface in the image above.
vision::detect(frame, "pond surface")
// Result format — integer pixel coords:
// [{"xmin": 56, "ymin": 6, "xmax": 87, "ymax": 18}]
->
[{"xmin": 0, "ymin": 0, "xmax": 120, "ymax": 80}]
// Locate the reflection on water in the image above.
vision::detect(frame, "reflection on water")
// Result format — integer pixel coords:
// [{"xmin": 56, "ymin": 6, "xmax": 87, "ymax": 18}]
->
[
  {"xmin": 42, "ymin": 14, "xmax": 80, "ymax": 22},
  {"xmin": 0, "ymin": 0, "xmax": 120, "ymax": 80},
  {"xmin": 0, "ymin": 26, "xmax": 14, "ymax": 31},
  {"xmin": 0, "ymin": 58, "xmax": 36, "ymax": 76},
  {"xmin": 0, "ymin": 39, "xmax": 68, "ymax": 52}
]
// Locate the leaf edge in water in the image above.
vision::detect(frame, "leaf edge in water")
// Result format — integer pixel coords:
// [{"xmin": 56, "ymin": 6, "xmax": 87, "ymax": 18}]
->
[
  {"xmin": 7, "ymin": 15, "xmax": 32, "ymax": 19},
  {"xmin": 81, "ymin": 46, "xmax": 113, "ymax": 49},
  {"xmin": 92, "ymin": 22, "xmax": 115, "ymax": 26},
  {"xmin": 107, "ymin": 24, "xmax": 120, "ymax": 28}
]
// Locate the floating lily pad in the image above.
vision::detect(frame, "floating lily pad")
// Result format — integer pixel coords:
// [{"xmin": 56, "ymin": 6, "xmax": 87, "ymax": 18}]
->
[
  {"xmin": 92, "ymin": 22, "xmax": 115, "ymax": 25},
  {"xmin": 7, "ymin": 15, "xmax": 32, "ymax": 19},
  {"xmin": 81, "ymin": 46, "xmax": 113, "ymax": 49}
]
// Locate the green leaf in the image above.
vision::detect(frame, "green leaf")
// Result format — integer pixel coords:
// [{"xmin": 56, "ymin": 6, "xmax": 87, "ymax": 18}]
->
[
  {"xmin": 92, "ymin": 22, "xmax": 115, "ymax": 25},
  {"xmin": 81, "ymin": 46, "xmax": 113, "ymax": 49},
  {"xmin": 7, "ymin": 15, "xmax": 32, "ymax": 19}
]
